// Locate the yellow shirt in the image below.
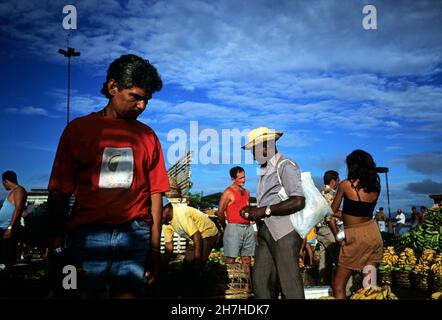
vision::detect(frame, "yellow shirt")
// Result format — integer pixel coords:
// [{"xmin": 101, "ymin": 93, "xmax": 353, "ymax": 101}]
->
[
  {"xmin": 162, "ymin": 204, "xmax": 218, "ymax": 243},
  {"xmin": 306, "ymin": 228, "xmax": 317, "ymax": 241}
]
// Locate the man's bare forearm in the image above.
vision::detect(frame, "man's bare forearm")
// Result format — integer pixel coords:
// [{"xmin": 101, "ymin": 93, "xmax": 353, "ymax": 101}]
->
[
  {"xmin": 266, "ymin": 196, "xmax": 305, "ymax": 216},
  {"xmin": 150, "ymin": 193, "xmax": 163, "ymax": 251}
]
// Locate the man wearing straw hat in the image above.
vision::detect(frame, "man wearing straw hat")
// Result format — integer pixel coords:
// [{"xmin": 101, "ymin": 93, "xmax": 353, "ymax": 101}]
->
[{"xmin": 240, "ymin": 127, "xmax": 306, "ymax": 299}]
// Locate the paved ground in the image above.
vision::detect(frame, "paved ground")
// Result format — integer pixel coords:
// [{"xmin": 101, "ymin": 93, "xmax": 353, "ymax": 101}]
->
[{"xmin": 0, "ymin": 256, "xmax": 434, "ymax": 299}]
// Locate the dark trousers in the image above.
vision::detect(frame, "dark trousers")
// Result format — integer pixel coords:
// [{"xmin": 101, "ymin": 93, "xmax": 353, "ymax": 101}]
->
[
  {"xmin": 316, "ymin": 226, "xmax": 339, "ymax": 284},
  {"xmin": 252, "ymin": 223, "xmax": 304, "ymax": 299},
  {"xmin": 0, "ymin": 228, "xmax": 17, "ymax": 266}
]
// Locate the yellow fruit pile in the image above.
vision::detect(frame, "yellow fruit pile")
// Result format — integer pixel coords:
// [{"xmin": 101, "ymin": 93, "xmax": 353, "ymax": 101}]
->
[
  {"xmin": 429, "ymin": 253, "xmax": 442, "ymax": 276},
  {"xmin": 397, "ymin": 248, "xmax": 417, "ymax": 270},
  {"xmin": 208, "ymin": 249, "xmax": 225, "ymax": 264},
  {"xmin": 381, "ymin": 246, "xmax": 398, "ymax": 271},
  {"xmin": 431, "ymin": 291, "xmax": 442, "ymax": 300},
  {"xmin": 413, "ymin": 249, "xmax": 435, "ymax": 274},
  {"xmin": 234, "ymin": 256, "xmax": 255, "ymax": 266},
  {"xmin": 349, "ymin": 286, "xmax": 398, "ymax": 300}
]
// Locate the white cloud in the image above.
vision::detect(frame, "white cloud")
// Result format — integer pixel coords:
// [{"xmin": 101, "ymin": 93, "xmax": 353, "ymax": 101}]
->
[
  {"xmin": 2, "ymin": 0, "xmax": 442, "ymax": 215},
  {"xmin": 5, "ymin": 106, "xmax": 48, "ymax": 116},
  {"xmin": 2, "ymin": 0, "xmax": 441, "ymax": 135},
  {"xmin": 385, "ymin": 146, "xmax": 402, "ymax": 152},
  {"xmin": 50, "ymin": 89, "xmax": 107, "ymax": 115}
]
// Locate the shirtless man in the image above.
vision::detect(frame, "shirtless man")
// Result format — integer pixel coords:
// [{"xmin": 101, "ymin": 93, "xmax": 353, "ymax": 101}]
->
[{"xmin": 0, "ymin": 171, "xmax": 27, "ymax": 269}]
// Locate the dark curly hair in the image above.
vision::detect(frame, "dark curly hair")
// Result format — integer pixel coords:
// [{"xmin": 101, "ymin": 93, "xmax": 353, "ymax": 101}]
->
[
  {"xmin": 323, "ymin": 170, "xmax": 339, "ymax": 185},
  {"xmin": 2, "ymin": 170, "xmax": 18, "ymax": 183},
  {"xmin": 101, "ymin": 54, "xmax": 163, "ymax": 98},
  {"xmin": 346, "ymin": 149, "xmax": 380, "ymax": 193}
]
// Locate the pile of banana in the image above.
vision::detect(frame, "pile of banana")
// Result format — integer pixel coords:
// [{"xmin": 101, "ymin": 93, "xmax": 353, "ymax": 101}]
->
[
  {"xmin": 397, "ymin": 248, "xmax": 417, "ymax": 271},
  {"xmin": 234, "ymin": 256, "xmax": 255, "ymax": 266},
  {"xmin": 431, "ymin": 291, "xmax": 442, "ymax": 300},
  {"xmin": 430, "ymin": 257, "xmax": 442, "ymax": 276},
  {"xmin": 413, "ymin": 248, "xmax": 435, "ymax": 274},
  {"xmin": 379, "ymin": 246, "xmax": 398, "ymax": 272},
  {"xmin": 208, "ymin": 250, "xmax": 256, "ymax": 266},
  {"xmin": 208, "ymin": 249, "xmax": 225, "ymax": 264},
  {"xmin": 349, "ymin": 286, "xmax": 398, "ymax": 300},
  {"xmin": 398, "ymin": 206, "xmax": 441, "ymax": 253}
]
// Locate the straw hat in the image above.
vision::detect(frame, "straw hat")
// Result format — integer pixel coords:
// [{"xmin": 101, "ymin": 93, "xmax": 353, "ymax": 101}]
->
[{"xmin": 242, "ymin": 127, "xmax": 283, "ymax": 150}]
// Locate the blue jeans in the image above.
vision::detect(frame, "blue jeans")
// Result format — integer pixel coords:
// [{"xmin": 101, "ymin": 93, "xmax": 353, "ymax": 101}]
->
[{"xmin": 66, "ymin": 218, "xmax": 151, "ymax": 295}]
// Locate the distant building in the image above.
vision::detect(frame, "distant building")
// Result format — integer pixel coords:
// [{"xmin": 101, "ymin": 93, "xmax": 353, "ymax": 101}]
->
[
  {"xmin": 26, "ymin": 189, "xmax": 49, "ymax": 217},
  {"xmin": 26, "ymin": 189, "xmax": 49, "ymax": 206}
]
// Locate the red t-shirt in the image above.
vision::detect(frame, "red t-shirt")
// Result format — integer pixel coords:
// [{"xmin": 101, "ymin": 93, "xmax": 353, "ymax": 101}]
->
[
  {"xmin": 48, "ymin": 112, "xmax": 170, "ymax": 230},
  {"xmin": 226, "ymin": 186, "xmax": 250, "ymax": 224}
]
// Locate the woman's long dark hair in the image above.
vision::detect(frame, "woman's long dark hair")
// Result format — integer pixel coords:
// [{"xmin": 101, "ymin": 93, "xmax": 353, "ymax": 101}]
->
[{"xmin": 346, "ymin": 149, "xmax": 381, "ymax": 193}]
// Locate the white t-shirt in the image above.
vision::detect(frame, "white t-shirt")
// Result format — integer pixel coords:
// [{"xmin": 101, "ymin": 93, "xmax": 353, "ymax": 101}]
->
[{"xmin": 396, "ymin": 213, "xmax": 406, "ymax": 224}]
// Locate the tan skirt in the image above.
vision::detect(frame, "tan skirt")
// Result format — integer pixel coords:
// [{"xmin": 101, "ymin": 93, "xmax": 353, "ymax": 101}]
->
[{"xmin": 338, "ymin": 219, "xmax": 383, "ymax": 270}]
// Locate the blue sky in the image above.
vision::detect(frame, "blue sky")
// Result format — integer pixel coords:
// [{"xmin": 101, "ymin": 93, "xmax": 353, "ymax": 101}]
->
[{"xmin": 0, "ymin": 0, "xmax": 441, "ymax": 217}]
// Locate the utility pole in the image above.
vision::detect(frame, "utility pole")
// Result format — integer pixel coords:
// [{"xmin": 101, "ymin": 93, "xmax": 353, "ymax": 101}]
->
[
  {"xmin": 376, "ymin": 167, "xmax": 391, "ymax": 219},
  {"xmin": 58, "ymin": 47, "xmax": 80, "ymax": 125}
]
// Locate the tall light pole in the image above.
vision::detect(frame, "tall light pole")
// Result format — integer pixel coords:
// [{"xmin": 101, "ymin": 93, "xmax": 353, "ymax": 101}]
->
[
  {"xmin": 376, "ymin": 167, "xmax": 391, "ymax": 220},
  {"xmin": 58, "ymin": 47, "xmax": 80, "ymax": 125}
]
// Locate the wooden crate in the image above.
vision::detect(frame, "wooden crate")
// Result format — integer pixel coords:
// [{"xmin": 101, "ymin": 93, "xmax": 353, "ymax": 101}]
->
[{"xmin": 224, "ymin": 263, "xmax": 252, "ymax": 298}]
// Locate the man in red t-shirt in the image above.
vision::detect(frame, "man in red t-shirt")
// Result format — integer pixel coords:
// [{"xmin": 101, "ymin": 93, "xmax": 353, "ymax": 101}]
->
[
  {"xmin": 47, "ymin": 54, "xmax": 170, "ymax": 298},
  {"xmin": 217, "ymin": 166, "xmax": 255, "ymax": 274}
]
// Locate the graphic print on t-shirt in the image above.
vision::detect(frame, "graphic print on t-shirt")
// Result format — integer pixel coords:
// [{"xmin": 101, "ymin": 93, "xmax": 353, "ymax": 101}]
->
[{"xmin": 98, "ymin": 147, "xmax": 134, "ymax": 189}]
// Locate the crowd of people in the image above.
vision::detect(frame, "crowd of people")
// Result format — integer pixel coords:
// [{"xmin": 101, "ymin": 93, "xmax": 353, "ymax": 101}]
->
[
  {"xmin": 373, "ymin": 205, "xmax": 429, "ymax": 236},
  {"xmin": 0, "ymin": 53, "xmax": 435, "ymax": 299}
]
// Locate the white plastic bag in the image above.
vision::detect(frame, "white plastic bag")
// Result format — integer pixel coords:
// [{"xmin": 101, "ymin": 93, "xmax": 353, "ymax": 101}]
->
[{"xmin": 276, "ymin": 160, "xmax": 333, "ymax": 239}]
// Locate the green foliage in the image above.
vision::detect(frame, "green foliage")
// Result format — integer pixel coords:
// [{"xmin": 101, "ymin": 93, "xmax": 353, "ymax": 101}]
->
[{"xmin": 188, "ymin": 192, "xmax": 215, "ymax": 210}]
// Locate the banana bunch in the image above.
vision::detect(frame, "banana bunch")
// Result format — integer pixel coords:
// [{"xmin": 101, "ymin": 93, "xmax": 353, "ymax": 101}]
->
[
  {"xmin": 380, "ymin": 246, "xmax": 398, "ymax": 272},
  {"xmin": 431, "ymin": 291, "xmax": 442, "ymax": 300},
  {"xmin": 398, "ymin": 206, "xmax": 441, "ymax": 253},
  {"xmin": 413, "ymin": 263, "xmax": 430, "ymax": 274},
  {"xmin": 419, "ymin": 248, "xmax": 436, "ymax": 264},
  {"xmin": 208, "ymin": 249, "xmax": 225, "ymax": 264},
  {"xmin": 397, "ymin": 248, "xmax": 417, "ymax": 271},
  {"xmin": 431, "ymin": 260, "xmax": 442, "ymax": 276},
  {"xmin": 413, "ymin": 249, "xmax": 436, "ymax": 274},
  {"xmin": 349, "ymin": 286, "xmax": 398, "ymax": 300},
  {"xmin": 234, "ymin": 256, "xmax": 255, "ymax": 266}
]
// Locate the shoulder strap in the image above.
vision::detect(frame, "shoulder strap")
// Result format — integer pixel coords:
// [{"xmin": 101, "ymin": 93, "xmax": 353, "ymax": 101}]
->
[
  {"xmin": 351, "ymin": 182, "xmax": 362, "ymax": 201},
  {"xmin": 276, "ymin": 159, "xmax": 297, "ymax": 186}
]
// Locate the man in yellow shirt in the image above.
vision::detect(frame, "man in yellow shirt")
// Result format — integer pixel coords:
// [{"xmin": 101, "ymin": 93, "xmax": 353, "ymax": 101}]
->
[{"xmin": 162, "ymin": 203, "xmax": 219, "ymax": 271}]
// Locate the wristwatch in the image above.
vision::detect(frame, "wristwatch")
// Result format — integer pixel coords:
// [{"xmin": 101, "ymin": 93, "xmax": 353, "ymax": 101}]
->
[{"xmin": 265, "ymin": 205, "xmax": 272, "ymax": 217}]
